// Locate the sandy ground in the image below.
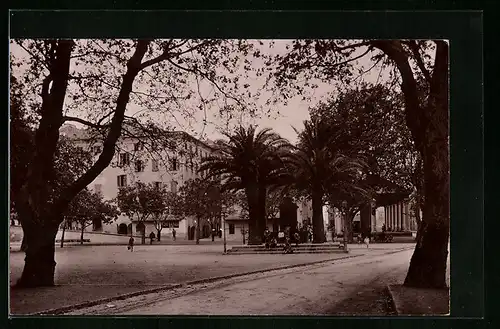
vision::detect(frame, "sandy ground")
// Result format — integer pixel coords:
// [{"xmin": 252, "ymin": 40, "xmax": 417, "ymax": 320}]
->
[
  {"xmin": 66, "ymin": 249, "xmax": 416, "ymax": 315},
  {"xmin": 12, "ymin": 244, "xmax": 410, "ymax": 314}
]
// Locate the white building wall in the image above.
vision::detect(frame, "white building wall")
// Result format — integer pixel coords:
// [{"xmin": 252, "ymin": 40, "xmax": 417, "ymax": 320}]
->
[{"xmin": 65, "ymin": 125, "xmax": 214, "ymax": 238}]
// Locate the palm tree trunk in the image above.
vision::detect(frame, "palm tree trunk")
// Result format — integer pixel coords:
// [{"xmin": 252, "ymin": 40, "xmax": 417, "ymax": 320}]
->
[
  {"xmin": 246, "ymin": 185, "xmax": 264, "ymax": 245},
  {"xmin": 345, "ymin": 210, "xmax": 355, "ymax": 243},
  {"xmin": 312, "ymin": 189, "xmax": 326, "ymax": 243}
]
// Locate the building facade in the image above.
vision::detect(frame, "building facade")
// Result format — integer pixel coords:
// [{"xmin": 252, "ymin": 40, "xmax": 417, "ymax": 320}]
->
[{"xmin": 61, "ymin": 124, "xmax": 215, "ymax": 239}]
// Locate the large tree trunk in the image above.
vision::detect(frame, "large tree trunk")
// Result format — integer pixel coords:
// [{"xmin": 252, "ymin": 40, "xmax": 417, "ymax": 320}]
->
[
  {"xmin": 345, "ymin": 210, "xmax": 356, "ymax": 243},
  {"xmin": 20, "ymin": 224, "xmax": 28, "ymax": 252},
  {"xmin": 372, "ymin": 40, "xmax": 449, "ymax": 289},
  {"xmin": 60, "ymin": 220, "xmax": 66, "ymax": 248},
  {"xmin": 404, "ymin": 139, "xmax": 449, "ymax": 288},
  {"xmin": 16, "ymin": 218, "xmax": 59, "ymax": 288},
  {"xmin": 80, "ymin": 223, "xmax": 85, "ymax": 245},
  {"xmin": 311, "ymin": 189, "xmax": 326, "ymax": 243},
  {"xmin": 246, "ymin": 185, "xmax": 264, "ymax": 245},
  {"xmin": 403, "ymin": 41, "xmax": 449, "ymax": 289},
  {"xmin": 14, "ymin": 40, "xmax": 151, "ymax": 288}
]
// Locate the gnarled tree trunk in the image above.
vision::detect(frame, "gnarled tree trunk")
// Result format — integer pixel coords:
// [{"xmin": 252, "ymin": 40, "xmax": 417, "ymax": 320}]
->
[
  {"xmin": 13, "ymin": 40, "xmax": 152, "ymax": 288},
  {"xmin": 16, "ymin": 215, "xmax": 61, "ymax": 288},
  {"xmin": 372, "ymin": 40, "xmax": 449, "ymax": 289},
  {"xmin": 404, "ymin": 132, "xmax": 449, "ymax": 288}
]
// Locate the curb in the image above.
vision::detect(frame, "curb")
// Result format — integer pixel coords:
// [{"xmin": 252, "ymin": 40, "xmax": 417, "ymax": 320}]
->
[{"xmin": 33, "ymin": 253, "xmax": 362, "ymax": 316}]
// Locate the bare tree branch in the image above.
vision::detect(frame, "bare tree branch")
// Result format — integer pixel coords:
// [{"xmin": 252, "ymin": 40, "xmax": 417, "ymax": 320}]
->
[
  {"xmin": 63, "ymin": 115, "xmax": 110, "ymax": 129},
  {"xmin": 166, "ymin": 58, "xmax": 246, "ymax": 109},
  {"xmin": 406, "ymin": 41, "xmax": 432, "ymax": 83}
]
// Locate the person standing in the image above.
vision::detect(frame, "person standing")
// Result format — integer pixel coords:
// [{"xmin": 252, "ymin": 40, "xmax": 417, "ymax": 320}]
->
[
  {"xmin": 264, "ymin": 227, "xmax": 271, "ymax": 249},
  {"xmin": 172, "ymin": 228, "xmax": 176, "ymax": 241},
  {"xmin": 149, "ymin": 231, "xmax": 155, "ymax": 245},
  {"xmin": 128, "ymin": 236, "xmax": 135, "ymax": 252},
  {"xmin": 364, "ymin": 236, "xmax": 370, "ymax": 248}
]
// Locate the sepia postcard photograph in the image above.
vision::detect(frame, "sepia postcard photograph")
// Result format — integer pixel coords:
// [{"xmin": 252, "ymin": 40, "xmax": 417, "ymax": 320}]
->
[{"xmin": 8, "ymin": 10, "xmax": 471, "ymax": 319}]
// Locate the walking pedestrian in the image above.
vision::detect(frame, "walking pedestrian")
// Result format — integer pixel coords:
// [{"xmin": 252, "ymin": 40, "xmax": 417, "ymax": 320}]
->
[
  {"xmin": 149, "ymin": 231, "xmax": 155, "ymax": 245},
  {"xmin": 364, "ymin": 236, "xmax": 370, "ymax": 248},
  {"xmin": 172, "ymin": 228, "xmax": 176, "ymax": 241},
  {"xmin": 128, "ymin": 236, "xmax": 135, "ymax": 252},
  {"xmin": 264, "ymin": 227, "xmax": 271, "ymax": 249}
]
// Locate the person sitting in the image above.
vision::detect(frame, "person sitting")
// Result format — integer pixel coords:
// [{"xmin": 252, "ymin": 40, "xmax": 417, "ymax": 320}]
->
[
  {"xmin": 278, "ymin": 230, "xmax": 285, "ymax": 244},
  {"xmin": 293, "ymin": 232, "xmax": 300, "ymax": 246},
  {"xmin": 270, "ymin": 237, "xmax": 277, "ymax": 249}
]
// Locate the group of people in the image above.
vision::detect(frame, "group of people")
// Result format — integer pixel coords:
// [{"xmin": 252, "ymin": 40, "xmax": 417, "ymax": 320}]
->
[
  {"xmin": 263, "ymin": 227, "xmax": 303, "ymax": 253},
  {"xmin": 127, "ymin": 228, "xmax": 177, "ymax": 251}
]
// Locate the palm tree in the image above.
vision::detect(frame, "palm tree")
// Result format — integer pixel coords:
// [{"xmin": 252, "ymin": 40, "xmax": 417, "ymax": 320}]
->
[
  {"xmin": 290, "ymin": 117, "xmax": 367, "ymax": 243},
  {"xmin": 199, "ymin": 125, "xmax": 292, "ymax": 244}
]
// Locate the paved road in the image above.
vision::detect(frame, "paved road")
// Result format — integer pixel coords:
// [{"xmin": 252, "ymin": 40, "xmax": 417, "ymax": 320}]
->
[{"xmin": 67, "ymin": 249, "xmax": 416, "ymax": 316}]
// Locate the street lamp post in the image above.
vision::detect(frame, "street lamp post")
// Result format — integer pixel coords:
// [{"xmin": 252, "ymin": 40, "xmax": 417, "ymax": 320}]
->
[
  {"xmin": 195, "ymin": 219, "xmax": 200, "ymax": 245},
  {"xmin": 342, "ymin": 200, "xmax": 348, "ymax": 251},
  {"xmin": 222, "ymin": 211, "xmax": 227, "ymax": 253}
]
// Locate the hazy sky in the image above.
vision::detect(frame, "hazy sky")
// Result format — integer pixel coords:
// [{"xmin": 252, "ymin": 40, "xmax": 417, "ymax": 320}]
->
[{"xmin": 10, "ymin": 39, "xmax": 389, "ymax": 145}]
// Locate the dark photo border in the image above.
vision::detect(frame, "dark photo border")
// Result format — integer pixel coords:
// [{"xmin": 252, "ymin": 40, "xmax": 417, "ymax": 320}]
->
[{"xmin": 6, "ymin": 8, "xmax": 484, "ymax": 329}]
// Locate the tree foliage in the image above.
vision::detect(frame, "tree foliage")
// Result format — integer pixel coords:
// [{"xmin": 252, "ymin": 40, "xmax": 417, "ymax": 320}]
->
[
  {"xmin": 199, "ymin": 125, "xmax": 293, "ymax": 244},
  {"xmin": 10, "ymin": 38, "xmax": 260, "ymax": 287},
  {"xmin": 258, "ymin": 39, "xmax": 449, "ymax": 289},
  {"xmin": 65, "ymin": 188, "xmax": 119, "ymax": 243}
]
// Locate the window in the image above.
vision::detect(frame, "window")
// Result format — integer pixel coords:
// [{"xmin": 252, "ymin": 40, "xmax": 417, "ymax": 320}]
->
[
  {"xmin": 119, "ymin": 153, "xmax": 130, "ymax": 166},
  {"xmin": 94, "ymin": 184, "xmax": 102, "ymax": 195},
  {"xmin": 117, "ymin": 175, "xmax": 127, "ymax": 187},
  {"xmin": 152, "ymin": 159, "xmax": 159, "ymax": 172},
  {"xmin": 134, "ymin": 142, "xmax": 143, "ymax": 151},
  {"xmin": 135, "ymin": 160, "xmax": 144, "ymax": 172},
  {"xmin": 171, "ymin": 180, "xmax": 178, "ymax": 194},
  {"xmin": 171, "ymin": 158, "xmax": 178, "ymax": 171},
  {"xmin": 229, "ymin": 224, "xmax": 235, "ymax": 234}
]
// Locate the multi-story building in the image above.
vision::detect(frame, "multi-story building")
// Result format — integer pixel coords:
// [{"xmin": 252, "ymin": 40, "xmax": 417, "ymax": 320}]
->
[{"xmin": 60, "ymin": 124, "xmax": 214, "ymax": 239}]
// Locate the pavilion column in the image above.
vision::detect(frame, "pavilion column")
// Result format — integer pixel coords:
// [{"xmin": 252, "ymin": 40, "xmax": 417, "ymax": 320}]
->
[
  {"xmin": 391, "ymin": 204, "xmax": 394, "ymax": 231},
  {"xmin": 385, "ymin": 206, "xmax": 391, "ymax": 229},
  {"xmin": 402, "ymin": 202, "xmax": 407, "ymax": 231},
  {"xmin": 394, "ymin": 204, "xmax": 398, "ymax": 231},
  {"xmin": 384, "ymin": 206, "xmax": 387, "ymax": 227},
  {"xmin": 387, "ymin": 205, "xmax": 391, "ymax": 229},
  {"xmin": 394, "ymin": 203, "xmax": 397, "ymax": 231},
  {"xmin": 396, "ymin": 203, "xmax": 400, "ymax": 231},
  {"xmin": 386, "ymin": 205, "xmax": 392, "ymax": 229},
  {"xmin": 400, "ymin": 202, "xmax": 404, "ymax": 231}
]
